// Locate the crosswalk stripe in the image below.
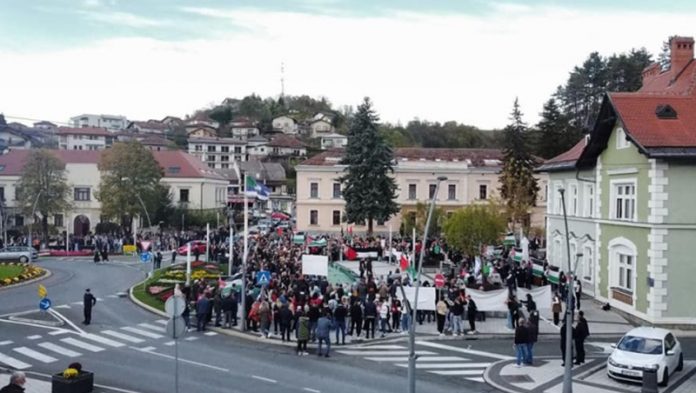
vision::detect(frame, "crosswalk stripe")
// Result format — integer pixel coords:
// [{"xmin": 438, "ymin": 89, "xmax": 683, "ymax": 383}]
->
[
  {"xmin": 466, "ymin": 377, "xmax": 485, "ymax": 383},
  {"xmin": 164, "ymin": 341, "xmax": 176, "ymax": 346},
  {"xmin": 107, "ymin": 295, "xmax": 119, "ymax": 298},
  {"xmin": 416, "ymin": 341, "xmax": 513, "ymax": 360},
  {"xmin": 55, "ymin": 304, "xmax": 71, "ymax": 309},
  {"xmin": 60, "ymin": 337, "xmax": 104, "ymax": 352},
  {"xmin": 155, "ymin": 320, "xmax": 168, "ymax": 325},
  {"xmin": 184, "ymin": 336, "xmax": 198, "ymax": 341},
  {"xmin": 138, "ymin": 323, "xmax": 167, "ymax": 333},
  {"xmin": 0, "ymin": 341, "xmax": 12, "ymax": 346},
  {"xmin": 0, "ymin": 352, "xmax": 31, "ymax": 369},
  {"xmin": 429, "ymin": 370, "xmax": 485, "ymax": 376},
  {"xmin": 121, "ymin": 326, "xmax": 163, "ymax": 339},
  {"xmin": 37, "ymin": 342, "xmax": 82, "ymax": 357},
  {"xmin": 101, "ymin": 330, "xmax": 145, "ymax": 343},
  {"xmin": 353, "ymin": 345, "xmax": 406, "ymax": 350},
  {"xmin": 337, "ymin": 350, "xmax": 436, "ymax": 356},
  {"xmin": 81, "ymin": 333, "xmax": 125, "ymax": 348},
  {"xmin": 13, "ymin": 347, "xmax": 58, "ymax": 363},
  {"xmin": 27, "ymin": 335, "xmax": 42, "ymax": 340},
  {"xmin": 366, "ymin": 356, "xmax": 468, "ymax": 362},
  {"xmin": 395, "ymin": 362, "xmax": 491, "ymax": 369},
  {"xmin": 48, "ymin": 330, "xmax": 69, "ymax": 336}
]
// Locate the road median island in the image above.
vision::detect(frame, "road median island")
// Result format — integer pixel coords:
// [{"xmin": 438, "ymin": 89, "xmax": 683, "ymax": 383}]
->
[{"xmin": 0, "ymin": 261, "xmax": 49, "ymax": 290}]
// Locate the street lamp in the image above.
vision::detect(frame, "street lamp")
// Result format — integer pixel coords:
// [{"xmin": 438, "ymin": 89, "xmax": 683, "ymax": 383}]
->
[
  {"xmin": 407, "ymin": 175, "xmax": 447, "ymax": 393},
  {"xmin": 27, "ymin": 190, "xmax": 43, "ymax": 252},
  {"xmin": 121, "ymin": 177, "xmax": 153, "ymax": 229},
  {"xmin": 559, "ymin": 187, "xmax": 575, "ymax": 393}
]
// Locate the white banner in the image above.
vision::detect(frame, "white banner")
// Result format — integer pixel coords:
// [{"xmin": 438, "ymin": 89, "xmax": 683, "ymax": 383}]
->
[
  {"xmin": 302, "ymin": 255, "xmax": 329, "ymax": 276},
  {"xmin": 467, "ymin": 288, "xmax": 509, "ymax": 311},
  {"xmin": 517, "ymin": 285, "xmax": 552, "ymax": 310},
  {"xmin": 397, "ymin": 287, "xmax": 437, "ymax": 311}
]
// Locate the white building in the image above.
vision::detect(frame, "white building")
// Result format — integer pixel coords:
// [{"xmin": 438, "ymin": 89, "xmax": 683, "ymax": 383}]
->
[
  {"xmin": 188, "ymin": 136, "xmax": 248, "ymax": 168},
  {"xmin": 320, "ymin": 133, "xmax": 348, "ymax": 149},
  {"xmin": 247, "ymin": 135, "xmax": 270, "ymax": 159},
  {"xmin": 272, "ymin": 115, "xmax": 298, "ymax": 134},
  {"xmin": 309, "ymin": 119, "xmax": 334, "ymax": 138},
  {"xmin": 267, "ymin": 135, "xmax": 307, "ymax": 157},
  {"xmin": 70, "ymin": 114, "xmax": 128, "ymax": 131},
  {"xmin": 57, "ymin": 127, "xmax": 114, "ymax": 150}
]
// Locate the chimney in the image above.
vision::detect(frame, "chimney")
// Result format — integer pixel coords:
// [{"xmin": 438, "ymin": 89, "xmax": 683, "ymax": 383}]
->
[{"xmin": 670, "ymin": 36, "xmax": 694, "ymax": 73}]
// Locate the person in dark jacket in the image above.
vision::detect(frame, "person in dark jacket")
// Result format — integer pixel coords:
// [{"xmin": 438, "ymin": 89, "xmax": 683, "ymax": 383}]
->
[
  {"xmin": 82, "ymin": 288, "xmax": 97, "ymax": 325},
  {"xmin": 363, "ymin": 299, "xmax": 377, "ymax": 339},
  {"xmin": 213, "ymin": 292, "xmax": 223, "ymax": 327},
  {"xmin": 574, "ymin": 311, "xmax": 590, "ymax": 365},
  {"xmin": 307, "ymin": 304, "xmax": 320, "ymax": 341},
  {"xmin": 560, "ymin": 320, "xmax": 575, "ymax": 366},
  {"xmin": 316, "ymin": 309, "xmax": 333, "ymax": 357},
  {"xmin": 0, "ymin": 371, "xmax": 26, "ymax": 393},
  {"xmin": 466, "ymin": 295, "xmax": 478, "ymax": 334},
  {"xmin": 349, "ymin": 301, "xmax": 363, "ymax": 336},
  {"xmin": 101, "ymin": 246, "xmax": 109, "ymax": 262},
  {"xmin": 513, "ymin": 318, "xmax": 529, "ymax": 367},
  {"xmin": 221, "ymin": 293, "xmax": 236, "ymax": 328},
  {"xmin": 334, "ymin": 300, "xmax": 347, "ymax": 344},
  {"xmin": 278, "ymin": 303, "xmax": 294, "ymax": 342},
  {"xmin": 196, "ymin": 294, "xmax": 210, "ymax": 331},
  {"xmin": 93, "ymin": 249, "xmax": 100, "ymax": 263},
  {"xmin": 525, "ymin": 318, "xmax": 538, "ymax": 365}
]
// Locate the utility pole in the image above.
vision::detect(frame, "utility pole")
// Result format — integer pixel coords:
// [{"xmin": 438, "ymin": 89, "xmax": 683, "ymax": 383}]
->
[{"xmin": 559, "ymin": 188, "xmax": 574, "ymax": 393}]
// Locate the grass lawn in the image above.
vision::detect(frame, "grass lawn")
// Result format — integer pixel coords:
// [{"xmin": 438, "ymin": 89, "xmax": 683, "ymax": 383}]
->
[
  {"xmin": 0, "ymin": 265, "xmax": 24, "ymax": 281},
  {"xmin": 132, "ymin": 268, "xmax": 167, "ymax": 311}
]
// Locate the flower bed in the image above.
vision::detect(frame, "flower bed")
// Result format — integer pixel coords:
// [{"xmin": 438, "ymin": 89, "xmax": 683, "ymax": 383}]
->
[
  {"xmin": 48, "ymin": 250, "xmax": 94, "ymax": 257},
  {"xmin": 135, "ymin": 262, "xmax": 223, "ymax": 311},
  {"xmin": 0, "ymin": 262, "xmax": 45, "ymax": 287}
]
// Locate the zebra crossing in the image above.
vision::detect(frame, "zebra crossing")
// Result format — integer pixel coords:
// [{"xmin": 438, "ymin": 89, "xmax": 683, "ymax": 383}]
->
[
  {"xmin": 0, "ymin": 319, "xmax": 203, "ymax": 371},
  {"xmin": 336, "ymin": 343, "xmax": 492, "ymax": 383}
]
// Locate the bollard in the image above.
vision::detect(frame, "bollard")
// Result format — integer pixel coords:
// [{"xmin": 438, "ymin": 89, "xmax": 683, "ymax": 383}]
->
[{"xmin": 641, "ymin": 366, "xmax": 659, "ymax": 393}]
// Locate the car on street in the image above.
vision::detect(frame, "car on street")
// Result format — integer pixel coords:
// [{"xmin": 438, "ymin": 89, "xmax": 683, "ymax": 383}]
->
[
  {"xmin": 0, "ymin": 246, "xmax": 38, "ymax": 262},
  {"xmin": 607, "ymin": 327, "xmax": 684, "ymax": 387},
  {"xmin": 177, "ymin": 240, "xmax": 207, "ymax": 256}
]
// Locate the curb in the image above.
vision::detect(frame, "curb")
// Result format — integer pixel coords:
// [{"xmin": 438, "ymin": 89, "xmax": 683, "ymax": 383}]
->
[
  {"xmin": 0, "ymin": 268, "xmax": 52, "ymax": 292},
  {"xmin": 483, "ymin": 358, "xmax": 515, "ymax": 393},
  {"xmin": 128, "ymin": 280, "xmax": 167, "ymax": 318}
]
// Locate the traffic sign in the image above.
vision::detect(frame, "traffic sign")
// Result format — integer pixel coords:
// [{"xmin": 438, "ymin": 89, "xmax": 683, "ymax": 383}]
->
[
  {"xmin": 256, "ymin": 270, "xmax": 271, "ymax": 285},
  {"xmin": 39, "ymin": 298, "xmax": 52, "ymax": 311},
  {"xmin": 434, "ymin": 273, "xmax": 445, "ymax": 288},
  {"xmin": 38, "ymin": 284, "xmax": 47, "ymax": 298},
  {"xmin": 141, "ymin": 241, "xmax": 152, "ymax": 251},
  {"xmin": 166, "ymin": 316, "xmax": 187, "ymax": 339},
  {"xmin": 140, "ymin": 252, "xmax": 151, "ymax": 263},
  {"xmin": 165, "ymin": 295, "xmax": 186, "ymax": 318}
]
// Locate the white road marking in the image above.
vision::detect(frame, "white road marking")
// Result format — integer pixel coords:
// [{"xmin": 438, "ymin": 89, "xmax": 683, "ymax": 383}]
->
[
  {"xmin": 303, "ymin": 388, "xmax": 320, "ymax": 393},
  {"xmin": 252, "ymin": 375, "xmax": 277, "ymax": 383},
  {"xmin": 337, "ymin": 350, "xmax": 436, "ymax": 356},
  {"xmin": 61, "ymin": 337, "xmax": 105, "ymax": 352},
  {"xmin": 353, "ymin": 345, "xmax": 406, "ymax": 349},
  {"xmin": 81, "ymin": 333, "xmax": 125, "ymax": 348},
  {"xmin": 55, "ymin": 304, "xmax": 71, "ymax": 309},
  {"xmin": 71, "ymin": 301, "xmax": 83, "ymax": 306},
  {"xmin": 0, "ymin": 340, "xmax": 12, "ymax": 346},
  {"xmin": 164, "ymin": 341, "xmax": 176, "ymax": 346},
  {"xmin": 96, "ymin": 298, "xmax": 104, "ymax": 301},
  {"xmin": 140, "ymin": 346, "xmax": 156, "ymax": 351},
  {"xmin": 13, "ymin": 346, "xmax": 58, "ymax": 363},
  {"xmin": 184, "ymin": 336, "xmax": 198, "ymax": 341},
  {"xmin": 0, "ymin": 351, "xmax": 31, "ymax": 369},
  {"xmin": 155, "ymin": 319, "xmax": 168, "ymax": 325},
  {"xmin": 395, "ymin": 362, "xmax": 491, "ymax": 369},
  {"xmin": 466, "ymin": 377, "xmax": 485, "ymax": 383},
  {"xmin": 204, "ymin": 331, "xmax": 218, "ymax": 336},
  {"xmin": 121, "ymin": 326, "xmax": 163, "ymax": 339},
  {"xmin": 107, "ymin": 295, "xmax": 119, "ymax": 298},
  {"xmin": 130, "ymin": 346, "xmax": 229, "ymax": 372},
  {"xmin": 37, "ymin": 342, "xmax": 82, "ymax": 357},
  {"xmin": 138, "ymin": 323, "xmax": 166, "ymax": 333},
  {"xmin": 48, "ymin": 330, "xmax": 70, "ymax": 336},
  {"xmin": 366, "ymin": 356, "xmax": 469, "ymax": 362},
  {"xmin": 429, "ymin": 370, "xmax": 485, "ymax": 376},
  {"xmin": 101, "ymin": 330, "xmax": 145, "ymax": 344},
  {"xmin": 416, "ymin": 341, "xmax": 514, "ymax": 360},
  {"xmin": 27, "ymin": 335, "xmax": 42, "ymax": 340}
]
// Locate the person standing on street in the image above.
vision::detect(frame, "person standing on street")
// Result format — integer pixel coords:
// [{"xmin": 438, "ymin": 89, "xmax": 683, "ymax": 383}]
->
[
  {"xmin": 513, "ymin": 317, "xmax": 529, "ymax": 368},
  {"xmin": 296, "ymin": 306, "xmax": 310, "ymax": 356},
  {"xmin": 526, "ymin": 318, "xmax": 538, "ymax": 365},
  {"xmin": 466, "ymin": 295, "xmax": 478, "ymax": 335},
  {"xmin": 82, "ymin": 289, "xmax": 96, "ymax": 325},
  {"xmin": 0, "ymin": 371, "xmax": 26, "ymax": 393},
  {"xmin": 171, "ymin": 249, "xmax": 177, "ymax": 265},
  {"xmin": 574, "ymin": 311, "xmax": 590, "ymax": 365},
  {"xmin": 349, "ymin": 300, "xmax": 362, "ymax": 337},
  {"xmin": 552, "ymin": 294, "xmax": 562, "ymax": 326},
  {"xmin": 363, "ymin": 298, "xmax": 377, "ymax": 339},
  {"xmin": 279, "ymin": 302, "xmax": 294, "ymax": 342},
  {"xmin": 560, "ymin": 319, "xmax": 575, "ymax": 367},
  {"xmin": 316, "ymin": 309, "xmax": 333, "ymax": 358},
  {"xmin": 574, "ymin": 278, "xmax": 582, "ymax": 310},
  {"xmin": 334, "ymin": 298, "xmax": 347, "ymax": 345},
  {"xmin": 196, "ymin": 294, "xmax": 210, "ymax": 332}
]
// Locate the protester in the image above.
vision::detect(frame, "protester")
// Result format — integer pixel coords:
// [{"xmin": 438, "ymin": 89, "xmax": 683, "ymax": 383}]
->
[
  {"xmin": 574, "ymin": 311, "xmax": 590, "ymax": 365},
  {"xmin": 436, "ymin": 297, "xmax": 448, "ymax": 336},
  {"xmin": 513, "ymin": 317, "xmax": 529, "ymax": 368},
  {"xmin": 296, "ymin": 306, "xmax": 310, "ymax": 356},
  {"xmin": 552, "ymin": 294, "xmax": 562, "ymax": 326},
  {"xmin": 466, "ymin": 294, "xmax": 478, "ymax": 335},
  {"xmin": 316, "ymin": 309, "xmax": 333, "ymax": 357}
]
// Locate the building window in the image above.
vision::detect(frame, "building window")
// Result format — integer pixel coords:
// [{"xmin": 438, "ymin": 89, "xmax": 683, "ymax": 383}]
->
[
  {"xmin": 221, "ymin": 146, "xmax": 229, "ymax": 153},
  {"xmin": 429, "ymin": 184, "xmax": 437, "ymax": 199},
  {"xmin": 208, "ymin": 155, "xmax": 216, "ymax": 161},
  {"xmin": 553, "ymin": 238, "xmax": 562, "ymax": 267},
  {"xmin": 310, "ymin": 182, "xmax": 319, "ymax": 199},
  {"xmin": 0, "ymin": 187, "xmax": 4, "ymax": 201},
  {"xmin": 221, "ymin": 155, "xmax": 229, "ymax": 162},
  {"xmin": 208, "ymin": 163, "xmax": 215, "ymax": 168},
  {"xmin": 479, "ymin": 184, "xmax": 488, "ymax": 200},
  {"xmin": 616, "ymin": 127, "xmax": 630, "ymax": 150},
  {"xmin": 408, "ymin": 184, "xmax": 416, "ymax": 200},
  {"xmin": 612, "ymin": 182, "xmax": 636, "ymax": 221},
  {"xmin": 234, "ymin": 146, "xmax": 242, "ymax": 154},
  {"xmin": 333, "ymin": 183, "xmax": 341, "ymax": 199},
  {"xmin": 553, "ymin": 183, "xmax": 562, "ymax": 214},
  {"xmin": 207, "ymin": 145, "xmax": 216, "ymax": 152},
  {"xmin": 74, "ymin": 187, "xmax": 90, "ymax": 201},
  {"xmin": 448, "ymin": 184, "xmax": 456, "ymax": 200},
  {"xmin": 54, "ymin": 214, "xmax": 64, "ymax": 227},
  {"xmin": 569, "ymin": 183, "xmax": 578, "ymax": 216},
  {"xmin": 332, "ymin": 210, "xmax": 341, "ymax": 225},
  {"xmin": 617, "ymin": 253, "xmax": 633, "ymax": 292},
  {"xmin": 583, "ymin": 245, "xmax": 593, "ymax": 282},
  {"xmin": 584, "ymin": 184, "xmax": 594, "ymax": 218},
  {"xmin": 310, "ymin": 210, "xmax": 318, "ymax": 225},
  {"xmin": 180, "ymin": 189, "xmax": 189, "ymax": 203},
  {"xmin": 221, "ymin": 163, "xmax": 229, "ymax": 169},
  {"xmin": 195, "ymin": 145, "xmax": 202, "ymax": 151}
]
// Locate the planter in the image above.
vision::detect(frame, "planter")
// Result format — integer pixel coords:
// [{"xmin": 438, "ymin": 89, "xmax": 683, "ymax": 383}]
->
[{"xmin": 52, "ymin": 371, "xmax": 94, "ymax": 393}]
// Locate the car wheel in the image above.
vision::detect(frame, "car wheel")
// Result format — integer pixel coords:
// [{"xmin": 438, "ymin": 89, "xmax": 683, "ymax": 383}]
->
[
  {"xmin": 677, "ymin": 354, "xmax": 684, "ymax": 372},
  {"xmin": 19, "ymin": 256, "xmax": 28, "ymax": 263},
  {"xmin": 659, "ymin": 367, "xmax": 669, "ymax": 387}
]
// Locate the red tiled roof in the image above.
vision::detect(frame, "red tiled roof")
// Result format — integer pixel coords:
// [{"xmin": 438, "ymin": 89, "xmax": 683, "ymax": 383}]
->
[
  {"xmin": 639, "ymin": 61, "xmax": 696, "ymax": 96},
  {"xmin": 151, "ymin": 150, "xmax": 226, "ymax": 180},
  {"xmin": 57, "ymin": 127, "xmax": 111, "ymax": 137},
  {"xmin": 188, "ymin": 136, "xmax": 245, "ymax": 145},
  {"xmin": 268, "ymin": 135, "xmax": 307, "ymax": 149},
  {"xmin": 542, "ymin": 138, "xmax": 587, "ymax": 165},
  {"xmin": 609, "ymin": 93, "xmax": 696, "ymax": 148},
  {"xmin": 299, "ymin": 148, "xmax": 509, "ymax": 167}
]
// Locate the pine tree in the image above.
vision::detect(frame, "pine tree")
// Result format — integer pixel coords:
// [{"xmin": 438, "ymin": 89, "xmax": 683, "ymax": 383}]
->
[
  {"xmin": 535, "ymin": 98, "xmax": 581, "ymax": 159},
  {"xmin": 658, "ymin": 36, "xmax": 675, "ymax": 71},
  {"xmin": 339, "ymin": 97, "xmax": 399, "ymax": 235},
  {"xmin": 499, "ymin": 98, "xmax": 539, "ymax": 229}
]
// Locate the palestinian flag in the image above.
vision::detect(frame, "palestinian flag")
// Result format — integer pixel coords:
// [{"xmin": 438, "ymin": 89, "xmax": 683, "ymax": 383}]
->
[{"xmin": 400, "ymin": 253, "xmax": 416, "ymax": 279}]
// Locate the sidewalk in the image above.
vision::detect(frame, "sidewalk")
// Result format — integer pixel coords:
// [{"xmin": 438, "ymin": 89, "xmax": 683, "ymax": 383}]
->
[
  {"xmin": 0, "ymin": 370, "xmax": 137, "ymax": 393},
  {"xmin": 484, "ymin": 355, "xmax": 696, "ymax": 393}
]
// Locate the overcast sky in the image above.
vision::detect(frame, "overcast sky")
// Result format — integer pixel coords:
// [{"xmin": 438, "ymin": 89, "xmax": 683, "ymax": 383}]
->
[{"xmin": 1, "ymin": 0, "xmax": 695, "ymax": 129}]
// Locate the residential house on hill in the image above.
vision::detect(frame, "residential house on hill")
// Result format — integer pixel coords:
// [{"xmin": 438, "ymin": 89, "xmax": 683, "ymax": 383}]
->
[
  {"xmin": 267, "ymin": 134, "xmax": 307, "ymax": 157},
  {"xmin": 272, "ymin": 115, "xmax": 298, "ymax": 134},
  {"xmin": 539, "ymin": 35, "xmax": 696, "ymax": 326},
  {"xmin": 230, "ymin": 117, "xmax": 260, "ymax": 140},
  {"xmin": 57, "ymin": 127, "xmax": 114, "ymax": 150},
  {"xmin": 247, "ymin": 135, "xmax": 270, "ymax": 159},
  {"xmin": 320, "ymin": 133, "xmax": 348, "ymax": 149},
  {"xmin": 186, "ymin": 112, "xmax": 219, "ymax": 129},
  {"xmin": 127, "ymin": 120, "xmax": 169, "ymax": 134},
  {"xmin": 70, "ymin": 114, "xmax": 128, "ymax": 131},
  {"xmin": 186, "ymin": 123, "xmax": 217, "ymax": 138},
  {"xmin": 188, "ymin": 136, "xmax": 247, "ymax": 168}
]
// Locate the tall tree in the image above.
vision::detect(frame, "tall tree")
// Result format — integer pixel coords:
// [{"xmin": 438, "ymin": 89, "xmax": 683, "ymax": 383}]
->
[
  {"xmin": 339, "ymin": 97, "xmax": 399, "ymax": 234},
  {"xmin": 535, "ymin": 98, "xmax": 581, "ymax": 159},
  {"xmin": 97, "ymin": 141, "xmax": 164, "ymax": 232},
  {"xmin": 401, "ymin": 202, "xmax": 445, "ymax": 237},
  {"xmin": 657, "ymin": 36, "xmax": 675, "ymax": 71},
  {"xmin": 17, "ymin": 150, "xmax": 72, "ymax": 244},
  {"xmin": 443, "ymin": 204, "xmax": 506, "ymax": 258},
  {"xmin": 499, "ymin": 99, "xmax": 539, "ymax": 230}
]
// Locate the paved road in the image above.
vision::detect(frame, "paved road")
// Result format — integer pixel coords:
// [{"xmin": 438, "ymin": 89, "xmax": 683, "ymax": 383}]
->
[{"xmin": 0, "ymin": 258, "xmax": 498, "ymax": 393}]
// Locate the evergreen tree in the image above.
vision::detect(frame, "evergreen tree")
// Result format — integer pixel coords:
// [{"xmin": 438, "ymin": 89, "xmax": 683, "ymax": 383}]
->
[
  {"xmin": 535, "ymin": 98, "xmax": 581, "ymax": 159},
  {"xmin": 499, "ymin": 98, "xmax": 539, "ymax": 229},
  {"xmin": 658, "ymin": 36, "xmax": 675, "ymax": 71},
  {"xmin": 339, "ymin": 97, "xmax": 399, "ymax": 235}
]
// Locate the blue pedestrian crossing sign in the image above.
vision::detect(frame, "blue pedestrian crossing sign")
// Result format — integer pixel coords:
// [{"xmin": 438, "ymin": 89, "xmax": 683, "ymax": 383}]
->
[
  {"xmin": 140, "ymin": 252, "xmax": 151, "ymax": 263},
  {"xmin": 256, "ymin": 270, "xmax": 271, "ymax": 285},
  {"xmin": 39, "ymin": 298, "xmax": 52, "ymax": 311}
]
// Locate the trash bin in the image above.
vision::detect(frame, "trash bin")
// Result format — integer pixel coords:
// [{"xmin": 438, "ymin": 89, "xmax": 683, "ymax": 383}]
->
[{"xmin": 641, "ymin": 366, "xmax": 659, "ymax": 393}]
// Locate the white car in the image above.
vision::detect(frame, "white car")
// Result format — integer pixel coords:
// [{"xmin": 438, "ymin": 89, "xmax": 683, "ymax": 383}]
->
[{"xmin": 607, "ymin": 327, "xmax": 684, "ymax": 386}]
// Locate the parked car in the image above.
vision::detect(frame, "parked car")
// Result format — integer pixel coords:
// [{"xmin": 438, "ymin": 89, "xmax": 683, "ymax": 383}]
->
[
  {"xmin": 0, "ymin": 246, "xmax": 38, "ymax": 262},
  {"xmin": 177, "ymin": 241, "xmax": 207, "ymax": 256},
  {"xmin": 607, "ymin": 327, "xmax": 684, "ymax": 387}
]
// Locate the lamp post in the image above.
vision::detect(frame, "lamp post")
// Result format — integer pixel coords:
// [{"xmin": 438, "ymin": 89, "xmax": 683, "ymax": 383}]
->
[
  {"xmin": 407, "ymin": 175, "xmax": 447, "ymax": 393},
  {"xmin": 121, "ymin": 177, "xmax": 153, "ymax": 229},
  {"xmin": 28, "ymin": 190, "xmax": 43, "ymax": 252},
  {"xmin": 559, "ymin": 188, "xmax": 574, "ymax": 393}
]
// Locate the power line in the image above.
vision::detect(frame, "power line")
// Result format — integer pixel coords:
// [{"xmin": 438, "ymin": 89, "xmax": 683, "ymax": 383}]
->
[{"xmin": 1, "ymin": 114, "xmax": 72, "ymax": 127}]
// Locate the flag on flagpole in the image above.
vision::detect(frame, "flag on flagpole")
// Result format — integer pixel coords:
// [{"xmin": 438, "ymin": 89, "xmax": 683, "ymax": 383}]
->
[{"xmin": 245, "ymin": 176, "xmax": 271, "ymax": 201}]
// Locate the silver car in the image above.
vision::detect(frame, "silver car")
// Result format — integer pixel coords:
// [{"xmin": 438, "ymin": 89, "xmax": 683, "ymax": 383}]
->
[{"xmin": 0, "ymin": 246, "xmax": 38, "ymax": 263}]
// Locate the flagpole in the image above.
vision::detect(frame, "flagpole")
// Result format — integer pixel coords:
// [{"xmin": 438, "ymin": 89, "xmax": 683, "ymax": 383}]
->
[
  {"xmin": 241, "ymin": 173, "xmax": 248, "ymax": 332},
  {"xmin": 206, "ymin": 223, "xmax": 210, "ymax": 263},
  {"xmin": 388, "ymin": 224, "xmax": 392, "ymax": 265}
]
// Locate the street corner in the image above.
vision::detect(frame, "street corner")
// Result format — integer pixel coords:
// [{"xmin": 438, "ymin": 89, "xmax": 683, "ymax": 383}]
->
[{"xmin": 484, "ymin": 355, "xmax": 696, "ymax": 393}]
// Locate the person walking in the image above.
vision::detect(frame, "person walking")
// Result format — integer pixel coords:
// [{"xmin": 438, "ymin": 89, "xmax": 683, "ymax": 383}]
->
[
  {"xmin": 334, "ymin": 299, "xmax": 347, "ymax": 345},
  {"xmin": 436, "ymin": 297, "xmax": 448, "ymax": 336},
  {"xmin": 82, "ymin": 289, "xmax": 97, "ymax": 325},
  {"xmin": 196, "ymin": 294, "xmax": 210, "ymax": 332},
  {"xmin": 391, "ymin": 298, "xmax": 402, "ymax": 333},
  {"xmin": 348, "ymin": 300, "xmax": 362, "ymax": 337},
  {"xmin": 296, "ymin": 306, "xmax": 310, "ymax": 356},
  {"xmin": 316, "ymin": 309, "xmax": 333, "ymax": 358},
  {"xmin": 171, "ymin": 249, "xmax": 177, "ymax": 265},
  {"xmin": 574, "ymin": 311, "xmax": 590, "ymax": 365},
  {"xmin": 552, "ymin": 294, "xmax": 562, "ymax": 326},
  {"xmin": 513, "ymin": 317, "xmax": 529, "ymax": 368},
  {"xmin": 506, "ymin": 296, "xmax": 520, "ymax": 330},
  {"xmin": 259, "ymin": 299, "xmax": 272, "ymax": 338},
  {"xmin": 466, "ymin": 295, "xmax": 478, "ymax": 335}
]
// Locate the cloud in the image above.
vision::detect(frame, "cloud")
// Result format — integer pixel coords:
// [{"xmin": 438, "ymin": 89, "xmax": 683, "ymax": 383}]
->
[
  {"xmin": 83, "ymin": 0, "xmax": 102, "ymax": 7},
  {"xmin": 78, "ymin": 10, "xmax": 165, "ymax": 27}
]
